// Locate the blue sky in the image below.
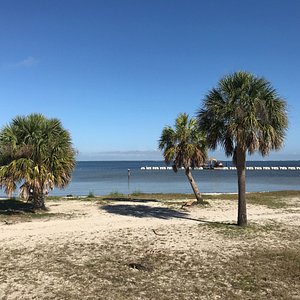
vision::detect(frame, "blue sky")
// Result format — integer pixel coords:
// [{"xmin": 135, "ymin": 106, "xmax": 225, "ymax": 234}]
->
[{"xmin": 0, "ymin": 0, "xmax": 299, "ymax": 161}]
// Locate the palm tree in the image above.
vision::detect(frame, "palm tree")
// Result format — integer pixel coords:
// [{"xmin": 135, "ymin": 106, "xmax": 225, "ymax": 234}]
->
[
  {"xmin": 159, "ymin": 113, "xmax": 207, "ymax": 203},
  {"xmin": 0, "ymin": 113, "xmax": 76, "ymax": 210},
  {"xmin": 197, "ymin": 71, "xmax": 288, "ymax": 226}
]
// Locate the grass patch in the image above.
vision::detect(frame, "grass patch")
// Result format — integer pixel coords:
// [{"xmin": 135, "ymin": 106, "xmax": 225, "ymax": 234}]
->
[
  {"xmin": 103, "ymin": 190, "xmax": 299, "ymax": 208},
  {"xmin": 107, "ymin": 191, "xmax": 125, "ymax": 198},
  {"xmin": 203, "ymin": 190, "xmax": 300, "ymax": 209},
  {"xmin": 12, "ymin": 190, "xmax": 298, "ymax": 207},
  {"xmin": 246, "ymin": 191, "xmax": 300, "ymax": 208},
  {"xmin": 130, "ymin": 190, "xmax": 144, "ymax": 196},
  {"xmin": 198, "ymin": 221, "xmax": 299, "ymax": 241},
  {"xmin": 46, "ymin": 196, "xmax": 65, "ymax": 200},
  {"xmin": 101, "ymin": 193, "xmax": 198, "ymax": 205},
  {"xmin": 137, "ymin": 193, "xmax": 196, "ymax": 200},
  {"xmin": 104, "ymin": 191, "xmax": 194, "ymax": 201},
  {"xmin": 227, "ymin": 247, "xmax": 300, "ymax": 299},
  {"xmin": 86, "ymin": 191, "xmax": 96, "ymax": 199},
  {"xmin": 1, "ymin": 230, "xmax": 299, "ymax": 300}
]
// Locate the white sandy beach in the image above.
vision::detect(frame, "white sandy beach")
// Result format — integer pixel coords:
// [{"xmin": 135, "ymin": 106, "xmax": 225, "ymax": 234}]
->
[
  {"xmin": 1, "ymin": 198, "xmax": 299, "ymax": 247},
  {"xmin": 1, "ymin": 197, "xmax": 299, "ymax": 299}
]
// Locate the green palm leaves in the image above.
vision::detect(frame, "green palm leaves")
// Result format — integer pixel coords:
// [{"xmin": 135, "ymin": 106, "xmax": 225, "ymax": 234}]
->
[
  {"xmin": 159, "ymin": 113, "xmax": 207, "ymax": 170},
  {"xmin": 197, "ymin": 71, "xmax": 288, "ymax": 159},
  {"xmin": 0, "ymin": 113, "xmax": 76, "ymax": 209},
  {"xmin": 159, "ymin": 113, "xmax": 207, "ymax": 202}
]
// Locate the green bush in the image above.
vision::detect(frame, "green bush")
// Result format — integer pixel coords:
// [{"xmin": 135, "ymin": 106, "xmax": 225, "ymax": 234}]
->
[
  {"xmin": 108, "ymin": 191, "xmax": 124, "ymax": 197},
  {"xmin": 87, "ymin": 191, "xmax": 95, "ymax": 198}
]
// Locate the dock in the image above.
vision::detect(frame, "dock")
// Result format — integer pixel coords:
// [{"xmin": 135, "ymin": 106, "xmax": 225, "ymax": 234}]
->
[{"xmin": 140, "ymin": 166, "xmax": 300, "ymax": 171}]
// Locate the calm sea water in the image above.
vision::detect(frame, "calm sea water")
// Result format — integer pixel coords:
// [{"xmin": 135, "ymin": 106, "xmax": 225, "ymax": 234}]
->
[
  {"xmin": 1, "ymin": 161, "xmax": 300, "ymax": 197},
  {"xmin": 0, "ymin": 161, "xmax": 300, "ymax": 197}
]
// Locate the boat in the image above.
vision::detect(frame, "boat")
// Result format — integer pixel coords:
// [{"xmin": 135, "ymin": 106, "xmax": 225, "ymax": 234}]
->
[{"xmin": 203, "ymin": 157, "xmax": 224, "ymax": 169}]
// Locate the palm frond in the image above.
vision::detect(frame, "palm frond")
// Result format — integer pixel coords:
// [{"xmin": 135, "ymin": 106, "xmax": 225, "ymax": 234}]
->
[
  {"xmin": 197, "ymin": 71, "xmax": 288, "ymax": 160},
  {"xmin": 158, "ymin": 113, "xmax": 207, "ymax": 170}
]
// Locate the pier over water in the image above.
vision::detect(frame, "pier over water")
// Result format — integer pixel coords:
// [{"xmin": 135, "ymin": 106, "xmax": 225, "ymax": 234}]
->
[{"xmin": 140, "ymin": 166, "xmax": 300, "ymax": 171}]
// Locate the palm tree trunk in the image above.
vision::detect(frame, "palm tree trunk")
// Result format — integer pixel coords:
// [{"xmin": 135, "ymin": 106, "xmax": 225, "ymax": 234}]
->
[
  {"xmin": 185, "ymin": 168, "xmax": 204, "ymax": 204},
  {"xmin": 32, "ymin": 190, "xmax": 47, "ymax": 210},
  {"xmin": 236, "ymin": 147, "xmax": 247, "ymax": 226}
]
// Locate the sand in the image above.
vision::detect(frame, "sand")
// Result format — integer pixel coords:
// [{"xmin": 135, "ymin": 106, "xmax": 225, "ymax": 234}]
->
[
  {"xmin": 0, "ymin": 197, "xmax": 299, "ymax": 299},
  {"xmin": 1, "ymin": 197, "xmax": 299, "ymax": 252}
]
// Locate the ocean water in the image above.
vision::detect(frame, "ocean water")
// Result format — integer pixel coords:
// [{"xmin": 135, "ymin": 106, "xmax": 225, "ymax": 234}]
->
[{"xmin": 2, "ymin": 160, "xmax": 299, "ymax": 197}]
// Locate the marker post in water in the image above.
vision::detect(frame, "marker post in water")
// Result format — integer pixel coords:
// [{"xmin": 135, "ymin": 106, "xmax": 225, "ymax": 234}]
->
[{"xmin": 127, "ymin": 169, "xmax": 131, "ymax": 197}]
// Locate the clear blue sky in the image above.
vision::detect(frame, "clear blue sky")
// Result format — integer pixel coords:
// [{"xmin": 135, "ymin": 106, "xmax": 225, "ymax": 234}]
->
[{"xmin": 0, "ymin": 0, "xmax": 299, "ymax": 160}]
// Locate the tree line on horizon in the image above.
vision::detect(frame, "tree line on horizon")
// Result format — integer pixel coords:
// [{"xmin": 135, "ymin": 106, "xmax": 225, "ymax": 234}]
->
[{"xmin": 0, "ymin": 71, "xmax": 288, "ymax": 226}]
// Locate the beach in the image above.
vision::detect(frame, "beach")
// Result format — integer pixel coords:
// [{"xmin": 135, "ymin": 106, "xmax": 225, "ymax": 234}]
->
[{"xmin": 1, "ymin": 193, "xmax": 299, "ymax": 299}]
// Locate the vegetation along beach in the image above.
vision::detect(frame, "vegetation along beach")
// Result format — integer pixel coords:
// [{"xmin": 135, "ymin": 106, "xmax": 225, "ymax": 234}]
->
[{"xmin": 1, "ymin": 1, "xmax": 300, "ymax": 299}]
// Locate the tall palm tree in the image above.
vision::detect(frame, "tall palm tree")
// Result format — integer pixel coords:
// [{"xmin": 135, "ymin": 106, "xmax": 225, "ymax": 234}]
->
[
  {"xmin": 197, "ymin": 71, "xmax": 288, "ymax": 226},
  {"xmin": 159, "ymin": 113, "xmax": 207, "ymax": 203},
  {"xmin": 0, "ymin": 113, "xmax": 76, "ymax": 210}
]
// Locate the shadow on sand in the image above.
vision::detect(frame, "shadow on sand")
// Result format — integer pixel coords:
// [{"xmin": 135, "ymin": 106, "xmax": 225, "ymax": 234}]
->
[
  {"xmin": 0, "ymin": 199, "xmax": 35, "ymax": 215},
  {"xmin": 99, "ymin": 202, "xmax": 225, "ymax": 223},
  {"xmin": 102, "ymin": 197, "xmax": 160, "ymax": 203},
  {"xmin": 100, "ymin": 201, "xmax": 237, "ymax": 226},
  {"xmin": 101, "ymin": 204, "xmax": 189, "ymax": 220}
]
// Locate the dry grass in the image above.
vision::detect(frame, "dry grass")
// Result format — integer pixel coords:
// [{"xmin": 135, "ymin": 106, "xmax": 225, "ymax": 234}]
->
[
  {"xmin": 100, "ymin": 190, "xmax": 300, "ymax": 210},
  {"xmin": 0, "ymin": 223, "xmax": 299, "ymax": 299},
  {"xmin": 203, "ymin": 190, "xmax": 300, "ymax": 209},
  {"xmin": 0, "ymin": 191, "xmax": 299, "ymax": 299}
]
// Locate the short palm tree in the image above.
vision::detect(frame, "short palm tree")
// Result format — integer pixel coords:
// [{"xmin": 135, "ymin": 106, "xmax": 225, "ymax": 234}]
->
[
  {"xmin": 0, "ymin": 113, "xmax": 76, "ymax": 210},
  {"xmin": 159, "ymin": 113, "xmax": 207, "ymax": 203},
  {"xmin": 197, "ymin": 71, "xmax": 288, "ymax": 226}
]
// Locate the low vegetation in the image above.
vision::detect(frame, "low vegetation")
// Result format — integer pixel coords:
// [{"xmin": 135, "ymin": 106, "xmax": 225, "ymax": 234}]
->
[
  {"xmin": 0, "ymin": 190, "xmax": 299, "ymax": 299},
  {"xmin": 0, "ymin": 222, "xmax": 299, "ymax": 299},
  {"xmin": 87, "ymin": 191, "xmax": 96, "ymax": 198},
  {"xmin": 1, "ymin": 190, "xmax": 299, "ymax": 219},
  {"xmin": 202, "ymin": 190, "xmax": 300, "ymax": 209}
]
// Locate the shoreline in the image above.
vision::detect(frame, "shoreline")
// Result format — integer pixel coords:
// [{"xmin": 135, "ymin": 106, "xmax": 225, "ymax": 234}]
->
[{"xmin": 1, "ymin": 190, "xmax": 300, "ymax": 201}]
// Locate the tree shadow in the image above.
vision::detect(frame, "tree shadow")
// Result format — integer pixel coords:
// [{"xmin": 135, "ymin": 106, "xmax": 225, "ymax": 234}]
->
[
  {"xmin": 102, "ymin": 197, "xmax": 160, "ymax": 203},
  {"xmin": 100, "ymin": 203, "xmax": 238, "ymax": 225},
  {"xmin": 196, "ymin": 218, "xmax": 237, "ymax": 226},
  {"xmin": 101, "ymin": 204, "xmax": 201, "ymax": 221},
  {"xmin": 0, "ymin": 199, "xmax": 35, "ymax": 215}
]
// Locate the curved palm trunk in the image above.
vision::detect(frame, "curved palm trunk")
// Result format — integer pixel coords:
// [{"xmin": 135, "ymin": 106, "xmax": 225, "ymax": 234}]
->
[
  {"xmin": 185, "ymin": 168, "xmax": 204, "ymax": 204},
  {"xmin": 236, "ymin": 147, "xmax": 247, "ymax": 226}
]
